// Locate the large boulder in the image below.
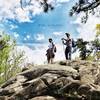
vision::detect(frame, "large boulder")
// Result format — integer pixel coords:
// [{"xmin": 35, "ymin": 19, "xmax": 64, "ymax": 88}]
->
[{"xmin": 0, "ymin": 60, "xmax": 100, "ymax": 100}]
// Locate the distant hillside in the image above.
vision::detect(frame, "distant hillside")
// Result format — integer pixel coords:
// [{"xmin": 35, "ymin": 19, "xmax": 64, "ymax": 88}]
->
[{"xmin": 0, "ymin": 60, "xmax": 100, "ymax": 100}]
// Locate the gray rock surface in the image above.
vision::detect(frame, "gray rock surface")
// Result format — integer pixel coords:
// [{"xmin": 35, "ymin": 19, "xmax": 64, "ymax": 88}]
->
[{"xmin": 0, "ymin": 60, "xmax": 100, "ymax": 100}]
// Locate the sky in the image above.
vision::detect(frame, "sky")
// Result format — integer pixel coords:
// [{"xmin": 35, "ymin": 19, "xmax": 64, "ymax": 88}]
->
[{"xmin": 0, "ymin": 0, "xmax": 100, "ymax": 64}]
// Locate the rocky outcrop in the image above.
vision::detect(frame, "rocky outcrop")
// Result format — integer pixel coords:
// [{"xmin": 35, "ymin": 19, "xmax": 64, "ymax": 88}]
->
[{"xmin": 0, "ymin": 60, "xmax": 100, "ymax": 100}]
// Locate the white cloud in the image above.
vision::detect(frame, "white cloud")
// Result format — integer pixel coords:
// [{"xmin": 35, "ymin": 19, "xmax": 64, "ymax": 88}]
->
[
  {"xmin": 72, "ymin": 12, "xmax": 86, "ymax": 25},
  {"xmin": 23, "ymin": 35, "xmax": 31, "ymax": 41},
  {"xmin": 14, "ymin": 32, "xmax": 19, "ymax": 38},
  {"xmin": 78, "ymin": 16, "xmax": 100, "ymax": 41},
  {"xmin": 0, "ymin": 0, "xmax": 70, "ymax": 23},
  {"xmin": 24, "ymin": 38, "xmax": 27, "ymax": 41},
  {"xmin": 10, "ymin": 24, "xmax": 18, "ymax": 30},
  {"xmin": 15, "ymin": 7, "xmax": 31, "ymax": 22},
  {"xmin": 56, "ymin": 0, "xmax": 69, "ymax": 3},
  {"xmin": 0, "ymin": 0, "xmax": 43, "ymax": 22},
  {"xmin": 17, "ymin": 45, "xmax": 47, "ymax": 65},
  {"xmin": 30, "ymin": 0, "xmax": 43, "ymax": 16},
  {"xmin": 0, "ymin": 0, "xmax": 20, "ymax": 21},
  {"xmin": 35, "ymin": 34, "xmax": 45, "ymax": 41},
  {"xmin": 72, "ymin": 10, "xmax": 100, "ymax": 41},
  {"xmin": 88, "ymin": 0, "xmax": 94, "ymax": 3},
  {"xmin": 0, "ymin": 0, "xmax": 50, "ymax": 23},
  {"xmin": 16, "ymin": 42, "xmax": 78, "ymax": 65},
  {"xmin": 26, "ymin": 35, "xmax": 31, "ymax": 39},
  {"xmin": 47, "ymin": 0, "xmax": 56, "ymax": 4},
  {"xmin": 53, "ymin": 32, "xmax": 63, "ymax": 36}
]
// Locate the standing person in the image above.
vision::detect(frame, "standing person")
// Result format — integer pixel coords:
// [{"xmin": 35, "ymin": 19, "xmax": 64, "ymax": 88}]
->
[
  {"xmin": 46, "ymin": 38, "xmax": 56, "ymax": 64},
  {"xmin": 62, "ymin": 33, "xmax": 72, "ymax": 60}
]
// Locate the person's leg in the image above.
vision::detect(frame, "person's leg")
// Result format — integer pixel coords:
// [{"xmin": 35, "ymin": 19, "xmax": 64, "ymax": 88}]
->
[
  {"xmin": 49, "ymin": 49, "xmax": 54, "ymax": 64},
  {"xmin": 51, "ymin": 52, "xmax": 55, "ymax": 64},
  {"xmin": 68, "ymin": 52, "xmax": 71, "ymax": 60},
  {"xmin": 47, "ymin": 56, "xmax": 50, "ymax": 63},
  {"xmin": 65, "ymin": 47, "xmax": 68, "ymax": 60},
  {"xmin": 47, "ymin": 49, "xmax": 50, "ymax": 63},
  {"xmin": 51, "ymin": 58, "xmax": 53, "ymax": 64},
  {"xmin": 68, "ymin": 47, "xmax": 72, "ymax": 60}
]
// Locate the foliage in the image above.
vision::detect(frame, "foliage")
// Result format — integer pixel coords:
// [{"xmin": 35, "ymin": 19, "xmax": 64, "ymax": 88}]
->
[
  {"xmin": 93, "ymin": 24, "xmax": 100, "ymax": 46},
  {"xmin": 91, "ymin": 38, "xmax": 100, "ymax": 48},
  {"xmin": 96, "ymin": 24, "xmax": 100, "ymax": 36},
  {"xmin": 74, "ymin": 24, "xmax": 100, "ymax": 60},
  {"xmin": 0, "ymin": 32, "xmax": 25, "ymax": 85},
  {"xmin": 90, "ymin": 24, "xmax": 100, "ymax": 60},
  {"xmin": 75, "ymin": 38, "xmax": 91, "ymax": 60},
  {"xmin": 70, "ymin": 0, "xmax": 100, "ymax": 23},
  {"xmin": 20, "ymin": 0, "xmax": 54, "ymax": 13},
  {"xmin": 19, "ymin": 0, "xmax": 100, "ymax": 23}
]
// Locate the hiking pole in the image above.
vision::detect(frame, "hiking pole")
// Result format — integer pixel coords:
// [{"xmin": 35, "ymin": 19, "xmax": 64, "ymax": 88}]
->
[{"xmin": 61, "ymin": 39, "xmax": 65, "ymax": 58}]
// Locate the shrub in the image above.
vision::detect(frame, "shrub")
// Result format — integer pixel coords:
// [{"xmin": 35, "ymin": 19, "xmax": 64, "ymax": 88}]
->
[{"xmin": 0, "ymin": 32, "xmax": 25, "ymax": 85}]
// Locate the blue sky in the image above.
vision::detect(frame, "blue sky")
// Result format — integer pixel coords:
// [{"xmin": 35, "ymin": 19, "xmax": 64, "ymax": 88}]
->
[
  {"xmin": 0, "ymin": 0, "xmax": 79, "ymax": 46},
  {"xmin": 0, "ymin": 0, "xmax": 99, "ymax": 64}
]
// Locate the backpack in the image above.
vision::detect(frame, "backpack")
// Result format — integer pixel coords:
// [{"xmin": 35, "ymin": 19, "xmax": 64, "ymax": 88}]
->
[
  {"xmin": 54, "ymin": 45, "xmax": 57, "ymax": 52},
  {"xmin": 72, "ymin": 39, "xmax": 76, "ymax": 47},
  {"xmin": 52, "ymin": 43, "xmax": 57, "ymax": 52}
]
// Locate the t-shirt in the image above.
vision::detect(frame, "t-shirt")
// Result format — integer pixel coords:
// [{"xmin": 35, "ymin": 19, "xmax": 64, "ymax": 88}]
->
[
  {"xmin": 66, "ymin": 38, "xmax": 72, "ymax": 47},
  {"xmin": 48, "ymin": 42, "xmax": 53, "ymax": 49}
]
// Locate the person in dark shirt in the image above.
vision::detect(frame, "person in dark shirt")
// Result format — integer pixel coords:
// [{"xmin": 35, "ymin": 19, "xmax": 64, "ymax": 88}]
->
[{"xmin": 62, "ymin": 33, "xmax": 72, "ymax": 60}]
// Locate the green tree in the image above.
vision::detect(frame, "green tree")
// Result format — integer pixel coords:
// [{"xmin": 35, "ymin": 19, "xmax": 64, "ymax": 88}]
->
[
  {"xmin": 93, "ymin": 24, "xmax": 100, "ymax": 49},
  {"xmin": 76, "ymin": 38, "xmax": 91, "ymax": 60},
  {"xmin": 90, "ymin": 24, "xmax": 100, "ymax": 60},
  {"xmin": 96, "ymin": 24, "xmax": 100, "ymax": 36},
  {"xmin": 0, "ymin": 32, "xmax": 25, "ymax": 84}
]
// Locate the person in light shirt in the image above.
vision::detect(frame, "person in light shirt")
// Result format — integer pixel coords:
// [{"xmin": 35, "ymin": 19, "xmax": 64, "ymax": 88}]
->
[{"xmin": 46, "ymin": 38, "xmax": 56, "ymax": 64}]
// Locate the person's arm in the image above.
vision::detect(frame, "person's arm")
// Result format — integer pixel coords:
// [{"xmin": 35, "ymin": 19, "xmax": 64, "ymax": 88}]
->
[
  {"xmin": 62, "ymin": 38, "xmax": 67, "ymax": 41},
  {"xmin": 62, "ymin": 40, "xmax": 66, "ymax": 45},
  {"xmin": 61, "ymin": 38, "xmax": 67, "ymax": 45}
]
